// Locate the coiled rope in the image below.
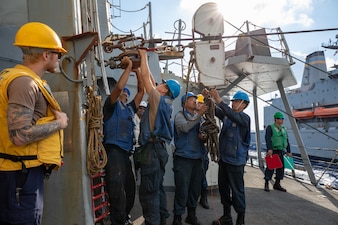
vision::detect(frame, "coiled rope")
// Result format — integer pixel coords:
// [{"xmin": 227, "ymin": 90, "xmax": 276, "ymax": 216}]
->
[
  {"xmin": 202, "ymin": 97, "xmax": 220, "ymax": 162},
  {"xmin": 86, "ymin": 86, "xmax": 107, "ymax": 175},
  {"xmin": 182, "ymin": 51, "xmax": 220, "ymax": 161}
]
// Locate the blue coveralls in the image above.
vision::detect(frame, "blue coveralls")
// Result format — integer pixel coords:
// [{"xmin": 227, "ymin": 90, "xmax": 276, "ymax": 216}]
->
[
  {"xmin": 201, "ymin": 146, "xmax": 209, "ymax": 193},
  {"xmin": 215, "ymin": 101, "xmax": 250, "ymax": 216},
  {"xmin": 173, "ymin": 110, "xmax": 205, "ymax": 215},
  {"xmin": 138, "ymin": 93, "xmax": 173, "ymax": 225},
  {"xmin": 103, "ymin": 98, "xmax": 136, "ymax": 225}
]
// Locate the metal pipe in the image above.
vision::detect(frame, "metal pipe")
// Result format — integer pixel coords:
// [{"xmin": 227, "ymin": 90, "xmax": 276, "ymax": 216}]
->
[{"xmin": 277, "ymin": 80, "xmax": 317, "ymax": 185}]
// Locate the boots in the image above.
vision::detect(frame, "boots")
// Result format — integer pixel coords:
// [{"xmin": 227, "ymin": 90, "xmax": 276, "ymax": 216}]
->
[
  {"xmin": 235, "ymin": 213, "xmax": 245, "ymax": 225},
  {"xmin": 161, "ymin": 216, "xmax": 167, "ymax": 225},
  {"xmin": 211, "ymin": 207, "xmax": 233, "ymax": 225},
  {"xmin": 273, "ymin": 179, "xmax": 287, "ymax": 192},
  {"xmin": 264, "ymin": 180, "xmax": 269, "ymax": 192},
  {"xmin": 199, "ymin": 190, "xmax": 210, "ymax": 209},
  {"xmin": 185, "ymin": 207, "xmax": 202, "ymax": 225},
  {"xmin": 124, "ymin": 214, "xmax": 133, "ymax": 225},
  {"xmin": 172, "ymin": 215, "xmax": 182, "ymax": 225}
]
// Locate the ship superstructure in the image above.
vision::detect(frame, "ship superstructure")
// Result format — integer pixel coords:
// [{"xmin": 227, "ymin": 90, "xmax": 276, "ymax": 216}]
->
[{"xmin": 0, "ymin": 1, "xmax": 337, "ymax": 224}]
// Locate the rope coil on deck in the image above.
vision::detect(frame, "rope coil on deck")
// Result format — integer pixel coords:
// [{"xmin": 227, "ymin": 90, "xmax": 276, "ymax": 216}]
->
[{"xmin": 86, "ymin": 86, "xmax": 107, "ymax": 175}]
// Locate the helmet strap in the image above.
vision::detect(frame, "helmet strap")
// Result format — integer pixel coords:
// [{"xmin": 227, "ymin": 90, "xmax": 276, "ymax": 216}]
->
[{"xmin": 234, "ymin": 100, "xmax": 244, "ymax": 111}]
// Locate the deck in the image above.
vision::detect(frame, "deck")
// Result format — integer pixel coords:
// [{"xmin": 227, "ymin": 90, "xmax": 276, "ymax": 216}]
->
[{"xmin": 130, "ymin": 166, "xmax": 338, "ymax": 225}]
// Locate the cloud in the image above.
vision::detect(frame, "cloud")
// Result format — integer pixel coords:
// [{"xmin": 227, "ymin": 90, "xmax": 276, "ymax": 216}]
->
[
  {"xmin": 179, "ymin": 0, "xmax": 314, "ymax": 28},
  {"xmin": 326, "ymin": 56, "xmax": 338, "ymax": 71},
  {"xmin": 291, "ymin": 50, "xmax": 307, "ymax": 59}
]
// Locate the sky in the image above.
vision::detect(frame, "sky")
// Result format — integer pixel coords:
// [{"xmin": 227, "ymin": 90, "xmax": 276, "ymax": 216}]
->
[{"xmin": 109, "ymin": 0, "xmax": 338, "ymax": 129}]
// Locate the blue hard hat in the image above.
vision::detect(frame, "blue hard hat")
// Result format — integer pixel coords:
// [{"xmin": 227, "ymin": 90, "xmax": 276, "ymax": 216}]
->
[
  {"xmin": 181, "ymin": 92, "xmax": 197, "ymax": 106},
  {"xmin": 164, "ymin": 79, "xmax": 181, "ymax": 99},
  {"xmin": 123, "ymin": 87, "xmax": 130, "ymax": 97},
  {"xmin": 232, "ymin": 91, "xmax": 249, "ymax": 103}
]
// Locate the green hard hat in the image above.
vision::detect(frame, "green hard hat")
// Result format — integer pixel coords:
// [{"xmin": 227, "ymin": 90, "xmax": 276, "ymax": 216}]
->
[{"xmin": 274, "ymin": 112, "xmax": 284, "ymax": 119}]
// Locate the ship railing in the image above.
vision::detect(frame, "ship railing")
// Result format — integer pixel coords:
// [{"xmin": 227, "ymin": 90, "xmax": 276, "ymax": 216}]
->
[{"xmin": 248, "ymin": 143, "xmax": 338, "ymax": 189}]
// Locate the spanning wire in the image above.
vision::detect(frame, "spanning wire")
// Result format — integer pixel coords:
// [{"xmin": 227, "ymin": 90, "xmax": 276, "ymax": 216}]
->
[
  {"xmin": 110, "ymin": 21, "xmax": 148, "ymax": 34},
  {"xmin": 249, "ymin": 21, "xmax": 280, "ymax": 32},
  {"xmin": 161, "ymin": 27, "xmax": 338, "ymax": 42},
  {"xmin": 222, "ymin": 23, "xmax": 335, "ymax": 77},
  {"xmin": 112, "ymin": 3, "xmax": 147, "ymax": 13},
  {"xmin": 222, "ymin": 77, "xmax": 338, "ymax": 143},
  {"xmin": 162, "ymin": 27, "xmax": 338, "ymax": 76},
  {"xmin": 109, "ymin": 1, "xmax": 150, "ymax": 34}
]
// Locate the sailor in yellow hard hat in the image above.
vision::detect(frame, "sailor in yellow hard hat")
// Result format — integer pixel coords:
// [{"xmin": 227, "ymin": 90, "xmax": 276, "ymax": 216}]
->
[
  {"xmin": 0, "ymin": 22, "xmax": 68, "ymax": 225},
  {"xmin": 196, "ymin": 94, "xmax": 205, "ymax": 111},
  {"xmin": 195, "ymin": 93, "xmax": 211, "ymax": 209}
]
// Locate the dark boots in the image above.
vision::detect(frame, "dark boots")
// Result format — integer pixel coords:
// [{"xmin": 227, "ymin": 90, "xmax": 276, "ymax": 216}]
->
[
  {"xmin": 172, "ymin": 215, "xmax": 182, "ymax": 225},
  {"xmin": 264, "ymin": 180, "xmax": 269, "ymax": 192},
  {"xmin": 211, "ymin": 207, "xmax": 233, "ymax": 225},
  {"xmin": 161, "ymin": 216, "xmax": 167, "ymax": 225},
  {"xmin": 265, "ymin": 179, "xmax": 286, "ymax": 192},
  {"xmin": 273, "ymin": 179, "xmax": 287, "ymax": 192},
  {"xmin": 199, "ymin": 190, "xmax": 210, "ymax": 209},
  {"xmin": 185, "ymin": 207, "xmax": 202, "ymax": 225},
  {"xmin": 125, "ymin": 214, "xmax": 133, "ymax": 225},
  {"xmin": 235, "ymin": 213, "xmax": 245, "ymax": 225}
]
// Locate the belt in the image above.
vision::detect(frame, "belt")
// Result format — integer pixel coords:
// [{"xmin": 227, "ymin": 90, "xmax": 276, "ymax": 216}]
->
[
  {"xmin": 0, "ymin": 153, "xmax": 37, "ymax": 173},
  {"xmin": 148, "ymin": 137, "xmax": 164, "ymax": 144},
  {"xmin": 105, "ymin": 144, "xmax": 133, "ymax": 156}
]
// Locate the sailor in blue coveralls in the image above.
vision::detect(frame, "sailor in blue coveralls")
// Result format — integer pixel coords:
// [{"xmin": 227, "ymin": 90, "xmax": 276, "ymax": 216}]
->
[
  {"xmin": 172, "ymin": 92, "xmax": 208, "ymax": 225},
  {"xmin": 103, "ymin": 56, "xmax": 144, "ymax": 225},
  {"xmin": 207, "ymin": 89, "xmax": 251, "ymax": 225},
  {"xmin": 137, "ymin": 49, "xmax": 181, "ymax": 225}
]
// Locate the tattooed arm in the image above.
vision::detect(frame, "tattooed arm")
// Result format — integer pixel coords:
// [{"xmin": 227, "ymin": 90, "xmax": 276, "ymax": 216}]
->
[{"xmin": 7, "ymin": 103, "xmax": 68, "ymax": 146}]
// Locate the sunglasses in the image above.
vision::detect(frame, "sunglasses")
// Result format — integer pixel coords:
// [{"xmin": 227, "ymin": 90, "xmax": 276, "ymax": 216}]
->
[{"xmin": 50, "ymin": 51, "xmax": 62, "ymax": 59}]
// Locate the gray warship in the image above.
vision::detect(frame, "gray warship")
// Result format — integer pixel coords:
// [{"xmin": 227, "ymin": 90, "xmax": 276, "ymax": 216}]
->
[{"xmin": 254, "ymin": 45, "xmax": 338, "ymax": 162}]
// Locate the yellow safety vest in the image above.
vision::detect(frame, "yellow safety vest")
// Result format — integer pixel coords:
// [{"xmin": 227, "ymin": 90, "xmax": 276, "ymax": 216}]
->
[{"xmin": 0, "ymin": 65, "xmax": 64, "ymax": 171}]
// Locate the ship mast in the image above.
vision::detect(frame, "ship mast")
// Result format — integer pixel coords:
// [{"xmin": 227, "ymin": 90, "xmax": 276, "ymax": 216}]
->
[
  {"xmin": 321, "ymin": 34, "xmax": 338, "ymax": 50},
  {"xmin": 321, "ymin": 34, "xmax": 338, "ymax": 73}
]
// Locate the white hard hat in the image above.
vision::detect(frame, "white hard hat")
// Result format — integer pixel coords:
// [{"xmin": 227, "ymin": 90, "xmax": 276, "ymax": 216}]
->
[
  {"xmin": 221, "ymin": 95, "xmax": 231, "ymax": 105},
  {"xmin": 139, "ymin": 101, "xmax": 147, "ymax": 108}
]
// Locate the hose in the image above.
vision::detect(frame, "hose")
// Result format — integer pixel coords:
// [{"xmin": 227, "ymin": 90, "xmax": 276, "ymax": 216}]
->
[{"xmin": 86, "ymin": 86, "xmax": 107, "ymax": 175}]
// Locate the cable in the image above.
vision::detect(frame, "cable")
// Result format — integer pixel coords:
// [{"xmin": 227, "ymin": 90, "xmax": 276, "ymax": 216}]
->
[
  {"xmin": 161, "ymin": 27, "xmax": 338, "ymax": 43},
  {"xmin": 109, "ymin": 2, "xmax": 149, "ymax": 34},
  {"xmin": 110, "ymin": 23, "xmax": 146, "ymax": 34},
  {"xmin": 224, "ymin": 78, "xmax": 338, "ymax": 143},
  {"xmin": 112, "ymin": 4, "xmax": 147, "ymax": 13},
  {"xmin": 59, "ymin": 56, "xmax": 84, "ymax": 83}
]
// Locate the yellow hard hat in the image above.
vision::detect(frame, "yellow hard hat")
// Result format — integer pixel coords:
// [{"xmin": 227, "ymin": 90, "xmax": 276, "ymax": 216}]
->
[
  {"xmin": 13, "ymin": 22, "xmax": 67, "ymax": 53},
  {"xmin": 197, "ymin": 94, "xmax": 204, "ymax": 103}
]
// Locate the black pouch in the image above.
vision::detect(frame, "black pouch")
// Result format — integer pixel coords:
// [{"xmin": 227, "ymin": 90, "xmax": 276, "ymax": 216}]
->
[{"xmin": 133, "ymin": 145, "xmax": 144, "ymax": 170}]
